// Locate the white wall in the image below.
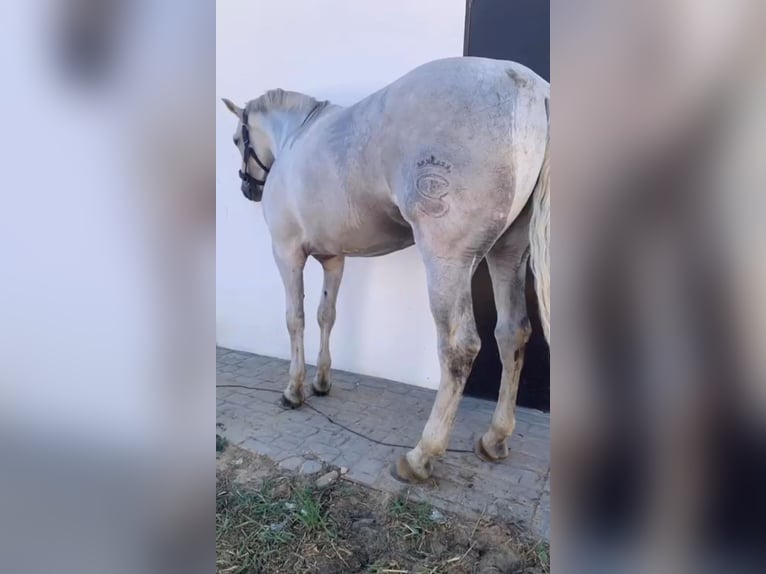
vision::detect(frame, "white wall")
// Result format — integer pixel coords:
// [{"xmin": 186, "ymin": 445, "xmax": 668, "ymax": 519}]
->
[{"xmin": 216, "ymin": 0, "xmax": 466, "ymax": 389}]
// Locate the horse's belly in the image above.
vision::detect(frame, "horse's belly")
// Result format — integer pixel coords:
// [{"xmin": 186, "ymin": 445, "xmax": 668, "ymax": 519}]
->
[
  {"xmin": 342, "ymin": 230, "xmax": 415, "ymax": 257},
  {"xmin": 308, "ymin": 217, "xmax": 414, "ymax": 258},
  {"xmin": 342, "ymin": 221, "xmax": 416, "ymax": 257}
]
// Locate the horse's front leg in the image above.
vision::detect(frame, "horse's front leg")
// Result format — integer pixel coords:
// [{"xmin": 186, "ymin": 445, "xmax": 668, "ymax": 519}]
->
[
  {"xmin": 312, "ymin": 255, "xmax": 345, "ymax": 396},
  {"xmin": 273, "ymin": 245, "xmax": 308, "ymax": 408}
]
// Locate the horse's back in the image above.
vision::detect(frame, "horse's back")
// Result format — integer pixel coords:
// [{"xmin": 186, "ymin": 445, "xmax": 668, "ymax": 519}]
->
[{"xmin": 383, "ymin": 57, "xmax": 547, "ymax": 109}]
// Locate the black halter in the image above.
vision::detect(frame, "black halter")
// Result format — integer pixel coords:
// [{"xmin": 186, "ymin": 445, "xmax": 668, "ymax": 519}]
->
[{"xmin": 238, "ymin": 109, "xmax": 271, "ymax": 190}]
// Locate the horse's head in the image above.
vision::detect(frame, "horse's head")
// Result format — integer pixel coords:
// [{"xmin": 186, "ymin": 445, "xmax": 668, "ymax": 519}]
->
[{"xmin": 222, "ymin": 98, "xmax": 273, "ymax": 202}]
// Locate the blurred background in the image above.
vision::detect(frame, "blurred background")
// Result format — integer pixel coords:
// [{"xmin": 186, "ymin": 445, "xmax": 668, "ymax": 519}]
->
[
  {"xmin": 0, "ymin": 0, "xmax": 764, "ymax": 573},
  {"xmin": 0, "ymin": 1, "xmax": 213, "ymax": 573},
  {"xmin": 552, "ymin": 0, "xmax": 766, "ymax": 572}
]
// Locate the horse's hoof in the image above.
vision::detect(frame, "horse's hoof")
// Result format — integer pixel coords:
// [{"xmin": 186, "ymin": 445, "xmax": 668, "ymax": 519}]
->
[
  {"xmin": 280, "ymin": 391, "xmax": 303, "ymax": 409},
  {"xmin": 475, "ymin": 435, "xmax": 508, "ymax": 462},
  {"xmin": 311, "ymin": 381, "xmax": 331, "ymax": 396},
  {"xmin": 392, "ymin": 455, "xmax": 431, "ymax": 483}
]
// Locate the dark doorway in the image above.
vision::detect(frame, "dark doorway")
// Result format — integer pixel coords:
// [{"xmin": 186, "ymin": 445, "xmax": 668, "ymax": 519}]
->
[{"xmin": 463, "ymin": 0, "xmax": 550, "ymax": 411}]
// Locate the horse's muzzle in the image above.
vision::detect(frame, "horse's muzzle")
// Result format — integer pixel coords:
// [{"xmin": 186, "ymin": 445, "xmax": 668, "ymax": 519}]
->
[{"xmin": 241, "ymin": 181, "xmax": 263, "ymax": 202}]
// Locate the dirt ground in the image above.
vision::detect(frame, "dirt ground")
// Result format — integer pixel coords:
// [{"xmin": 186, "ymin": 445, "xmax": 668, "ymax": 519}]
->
[{"xmin": 216, "ymin": 440, "xmax": 549, "ymax": 574}]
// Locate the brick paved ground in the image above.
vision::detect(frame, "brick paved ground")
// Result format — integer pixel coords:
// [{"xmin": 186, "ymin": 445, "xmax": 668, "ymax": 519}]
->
[{"xmin": 216, "ymin": 347, "xmax": 550, "ymax": 539}]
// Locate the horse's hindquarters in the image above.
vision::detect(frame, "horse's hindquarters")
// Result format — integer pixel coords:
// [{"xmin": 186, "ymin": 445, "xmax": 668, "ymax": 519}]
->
[{"xmin": 383, "ymin": 62, "xmax": 548, "ymax": 247}]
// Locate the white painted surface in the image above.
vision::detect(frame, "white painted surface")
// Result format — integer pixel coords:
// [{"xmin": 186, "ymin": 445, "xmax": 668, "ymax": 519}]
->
[{"xmin": 216, "ymin": 0, "xmax": 465, "ymax": 389}]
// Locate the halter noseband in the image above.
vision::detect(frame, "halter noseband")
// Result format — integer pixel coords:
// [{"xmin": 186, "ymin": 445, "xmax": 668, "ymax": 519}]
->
[{"xmin": 238, "ymin": 109, "xmax": 271, "ymax": 190}]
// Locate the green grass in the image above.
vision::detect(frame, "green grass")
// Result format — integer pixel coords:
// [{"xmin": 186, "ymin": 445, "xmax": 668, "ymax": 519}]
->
[
  {"xmin": 519, "ymin": 539, "xmax": 550, "ymax": 574},
  {"xmin": 388, "ymin": 492, "xmax": 441, "ymax": 541},
  {"xmin": 293, "ymin": 486, "xmax": 329, "ymax": 532},
  {"xmin": 216, "ymin": 477, "xmax": 338, "ymax": 573}
]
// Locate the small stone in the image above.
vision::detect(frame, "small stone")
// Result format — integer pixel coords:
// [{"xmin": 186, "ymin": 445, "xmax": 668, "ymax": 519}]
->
[
  {"xmin": 429, "ymin": 509, "xmax": 446, "ymax": 524},
  {"xmin": 278, "ymin": 457, "xmax": 304, "ymax": 472},
  {"xmin": 315, "ymin": 470, "xmax": 339, "ymax": 489},
  {"xmin": 339, "ymin": 466, "xmax": 349, "ymax": 475},
  {"xmin": 234, "ymin": 458, "xmax": 243, "ymax": 466},
  {"xmin": 284, "ymin": 502, "xmax": 296, "ymax": 511},
  {"xmin": 300, "ymin": 459, "xmax": 323, "ymax": 474},
  {"xmin": 269, "ymin": 521, "xmax": 286, "ymax": 532}
]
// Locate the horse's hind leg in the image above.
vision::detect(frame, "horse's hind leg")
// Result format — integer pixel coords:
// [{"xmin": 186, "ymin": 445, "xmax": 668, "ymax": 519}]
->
[
  {"xmin": 477, "ymin": 216, "xmax": 533, "ymax": 461},
  {"xmin": 312, "ymin": 255, "xmax": 345, "ymax": 396},
  {"xmin": 273, "ymin": 244, "xmax": 308, "ymax": 408},
  {"xmin": 395, "ymin": 247, "xmax": 482, "ymax": 482}
]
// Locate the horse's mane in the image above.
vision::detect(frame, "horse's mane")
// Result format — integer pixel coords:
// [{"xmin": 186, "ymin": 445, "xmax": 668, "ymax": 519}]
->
[{"xmin": 247, "ymin": 89, "xmax": 326, "ymax": 117}]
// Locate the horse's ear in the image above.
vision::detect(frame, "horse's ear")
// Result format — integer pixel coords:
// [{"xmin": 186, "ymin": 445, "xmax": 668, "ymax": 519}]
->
[{"xmin": 222, "ymin": 98, "xmax": 243, "ymax": 118}]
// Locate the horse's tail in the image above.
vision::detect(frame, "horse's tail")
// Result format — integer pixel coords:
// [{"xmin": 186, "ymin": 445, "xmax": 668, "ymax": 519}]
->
[{"xmin": 529, "ymin": 97, "xmax": 550, "ymax": 345}]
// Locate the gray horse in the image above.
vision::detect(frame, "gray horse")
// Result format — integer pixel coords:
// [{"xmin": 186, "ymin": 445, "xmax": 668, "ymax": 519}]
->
[{"xmin": 223, "ymin": 57, "xmax": 549, "ymax": 482}]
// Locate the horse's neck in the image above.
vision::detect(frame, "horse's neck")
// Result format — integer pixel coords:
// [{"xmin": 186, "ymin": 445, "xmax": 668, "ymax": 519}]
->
[
  {"xmin": 262, "ymin": 102, "xmax": 329, "ymax": 156},
  {"xmin": 261, "ymin": 111, "xmax": 302, "ymax": 156}
]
